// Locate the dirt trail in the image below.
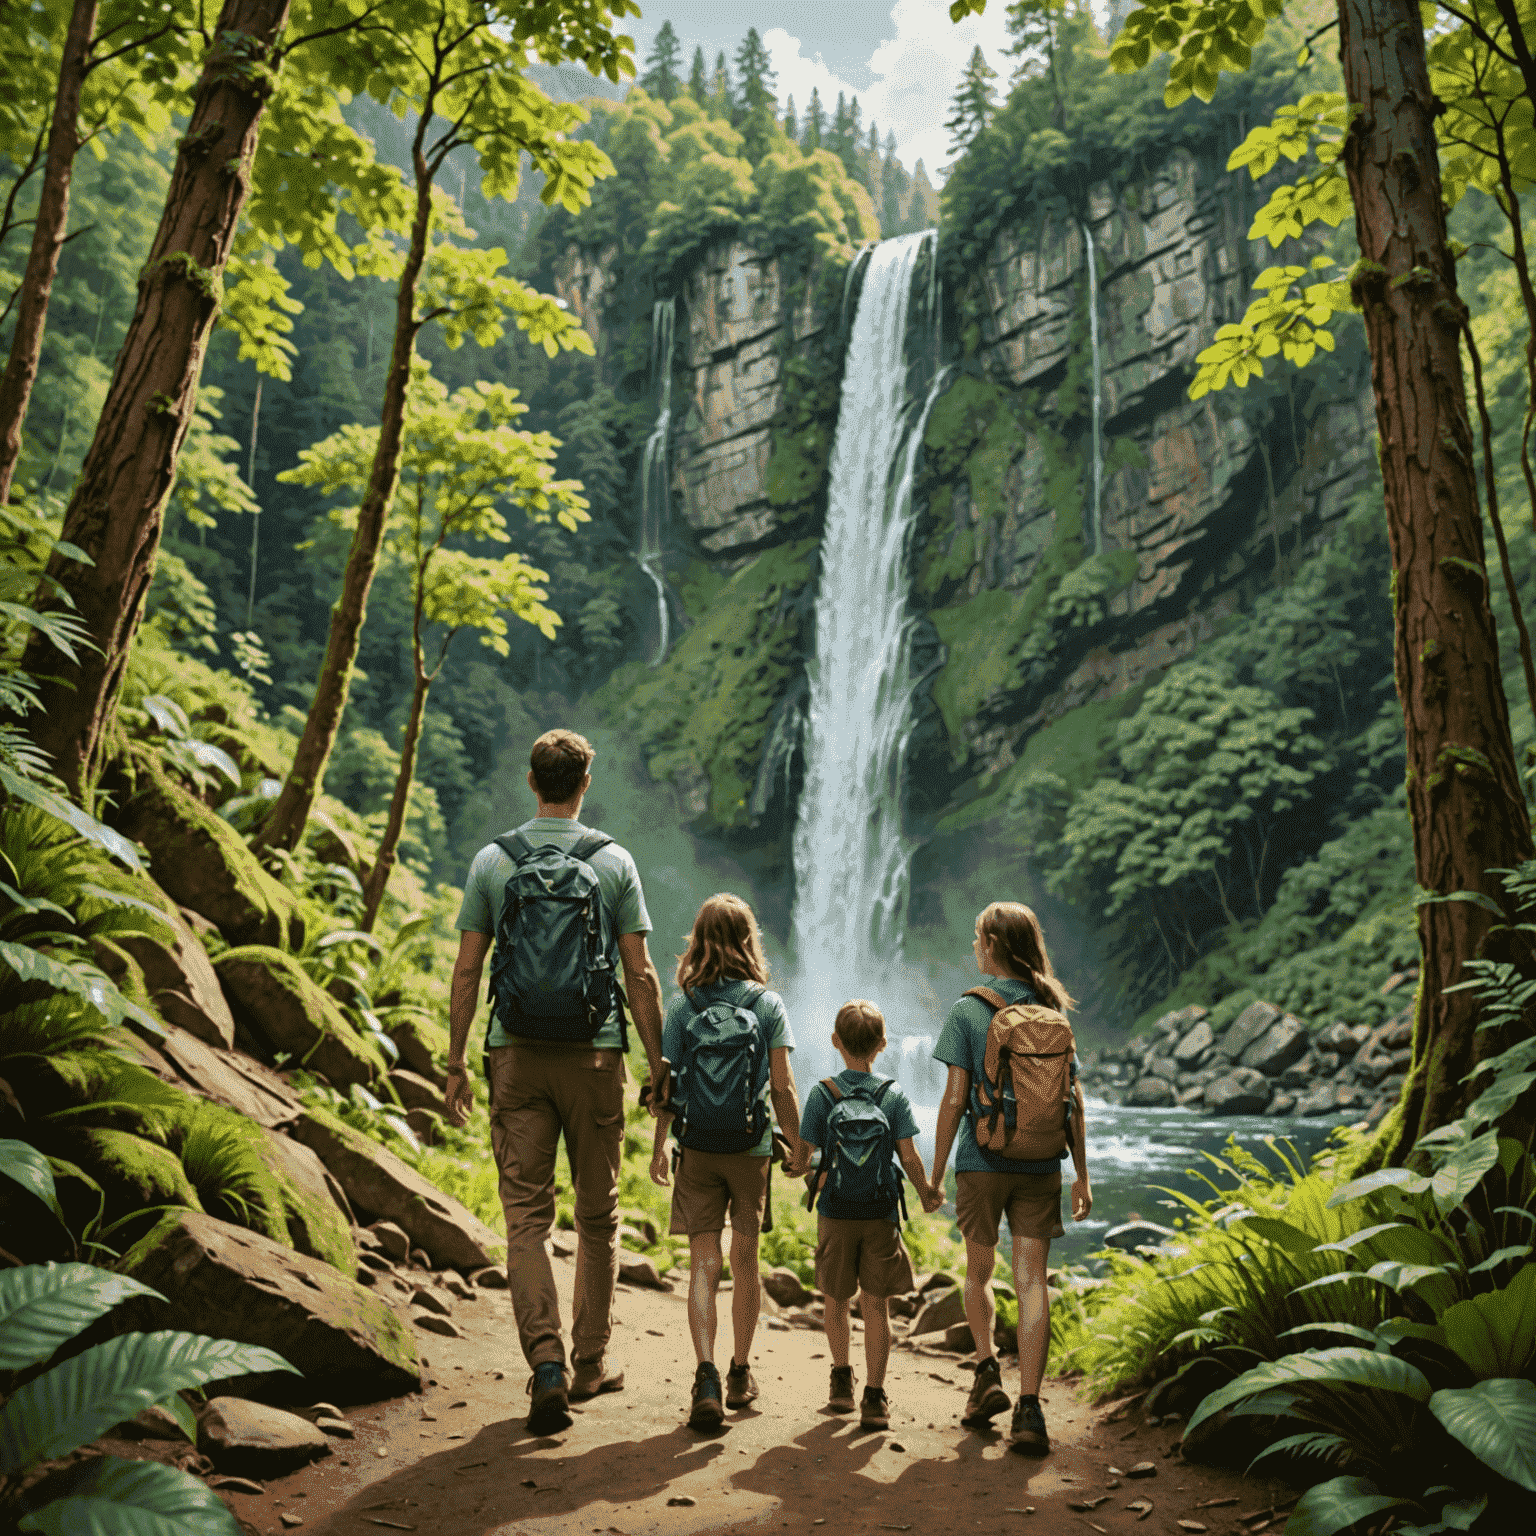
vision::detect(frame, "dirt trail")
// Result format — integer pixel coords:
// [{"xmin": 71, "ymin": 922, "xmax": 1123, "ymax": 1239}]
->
[{"xmin": 228, "ymin": 1253, "xmax": 1292, "ymax": 1536}]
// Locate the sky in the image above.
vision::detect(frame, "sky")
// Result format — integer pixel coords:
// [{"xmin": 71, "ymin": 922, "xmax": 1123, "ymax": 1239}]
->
[{"xmin": 621, "ymin": 1, "xmax": 1021, "ymax": 178}]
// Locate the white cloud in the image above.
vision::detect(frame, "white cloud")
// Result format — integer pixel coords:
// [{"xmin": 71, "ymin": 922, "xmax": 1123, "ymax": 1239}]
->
[{"xmin": 764, "ymin": 0, "xmax": 1014, "ymax": 178}]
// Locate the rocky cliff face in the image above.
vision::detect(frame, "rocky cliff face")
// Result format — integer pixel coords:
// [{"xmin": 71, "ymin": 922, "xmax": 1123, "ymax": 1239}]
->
[{"xmin": 592, "ymin": 140, "xmax": 1378, "ymax": 863}]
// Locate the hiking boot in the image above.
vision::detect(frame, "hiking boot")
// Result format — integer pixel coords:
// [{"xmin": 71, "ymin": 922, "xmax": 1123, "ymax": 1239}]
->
[
  {"xmin": 827, "ymin": 1365, "xmax": 855, "ymax": 1413},
  {"xmin": 688, "ymin": 1361, "xmax": 725, "ymax": 1430},
  {"xmin": 1010, "ymin": 1394, "xmax": 1050, "ymax": 1456},
  {"xmin": 570, "ymin": 1355, "xmax": 625, "ymax": 1401},
  {"xmin": 725, "ymin": 1359, "xmax": 759, "ymax": 1409},
  {"xmin": 962, "ymin": 1356, "xmax": 1011, "ymax": 1427},
  {"xmin": 859, "ymin": 1386, "xmax": 890, "ymax": 1430},
  {"xmin": 525, "ymin": 1361, "xmax": 571, "ymax": 1435}
]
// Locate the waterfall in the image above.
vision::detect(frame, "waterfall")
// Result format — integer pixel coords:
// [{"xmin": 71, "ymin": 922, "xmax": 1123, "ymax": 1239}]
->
[
  {"xmin": 1082, "ymin": 221, "xmax": 1104, "ymax": 557},
  {"xmin": 637, "ymin": 298, "xmax": 675, "ymax": 665},
  {"xmin": 786, "ymin": 231, "xmax": 945, "ymax": 1078}
]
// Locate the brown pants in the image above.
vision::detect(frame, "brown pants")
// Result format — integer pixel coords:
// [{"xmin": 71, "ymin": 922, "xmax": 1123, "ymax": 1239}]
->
[{"xmin": 486, "ymin": 1042, "xmax": 627, "ymax": 1370}]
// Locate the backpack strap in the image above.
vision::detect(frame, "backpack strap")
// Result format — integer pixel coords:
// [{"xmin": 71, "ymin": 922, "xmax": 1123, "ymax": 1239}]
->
[
  {"xmin": 567, "ymin": 831, "xmax": 614, "ymax": 864},
  {"xmin": 870, "ymin": 1077, "xmax": 896, "ymax": 1105},
  {"xmin": 820, "ymin": 1076, "xmax": 844, "ymax": 1103},
  {"xmin": 494, "ymin": 832, "xmax": 538, "ymax": 864},
  {"xmin": 965, "ymin": 986, "xmax": 1009, "ymax": 1011}
]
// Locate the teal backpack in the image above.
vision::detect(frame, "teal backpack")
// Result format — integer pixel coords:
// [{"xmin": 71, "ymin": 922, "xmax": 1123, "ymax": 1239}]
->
[
  {"xmin": 809, "ymin": 1078, "xmax": 907, "ymax": 1221},
  {"xmin": 486, "ymin": 832, "xmax": 621, "ymax": 1045},
  {"xmin": 671, "ymin": 984, "xmax": 771, "ymax": 1153}
]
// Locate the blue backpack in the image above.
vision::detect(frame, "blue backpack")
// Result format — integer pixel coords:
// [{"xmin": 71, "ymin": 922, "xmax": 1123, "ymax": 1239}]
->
[
  {"xmin": 809, "ymin": 1077, "xmax": 908, "ymax": 1221},
  {"xmin": 486, "ymin": 831, "xmax": 622, "ymax": 1046},
  {"xmin": 671, "ymin": 984, "xmax": 771, "ymax": 1153}
]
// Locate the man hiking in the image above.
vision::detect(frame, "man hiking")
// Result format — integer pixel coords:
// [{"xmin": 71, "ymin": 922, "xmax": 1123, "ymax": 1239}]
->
[{"xmin": 446, "ymin": 729, "xmax": 668, "ymax": 1436}]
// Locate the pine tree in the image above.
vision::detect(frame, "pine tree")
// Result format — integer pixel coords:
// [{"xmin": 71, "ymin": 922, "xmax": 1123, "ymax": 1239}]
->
[
  {"xmin": 1006, "ymin": 0, "xmax": 1067, "ymax": 129},
  {"xmin": 640, "ymin": 20, "xmax": 682, "ymax": 101},
  {"xmin": 710, "ymin": 49, "xmax": 734, "ymax": 117},
  {"xmin": 842, "ymin": 95, "xmax": 863, "ymax": 179},
  {"xmin": 783, "ymin": 94, "xmax": 798, "ymax": 141},
  {"xmin": 828, "ymin": 91, "xmax": 851, "ymax": 162},
  {"xmin": 945, "ymin": 45, "xmax": 996, "ymax": 156},
  {"xmin": 802, "ymin": 85, "xmax": 824, "ymax": 150},
  {"xmin": 687, "ymin": 44, "xmax": 707, "ymax": 102},
  {"xmin": 734, "ymin": 26, "xmax": 775, "ymax": 111}
]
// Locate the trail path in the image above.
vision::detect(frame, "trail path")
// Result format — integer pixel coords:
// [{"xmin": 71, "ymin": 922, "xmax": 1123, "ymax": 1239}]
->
[{"xmin": 224, "ymin": 1252, "xmax": 1292, "ymax": 1536}]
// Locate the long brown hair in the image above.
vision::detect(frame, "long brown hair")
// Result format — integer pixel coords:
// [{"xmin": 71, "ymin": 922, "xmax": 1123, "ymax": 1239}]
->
[
  {"xmin": 676, "ymin": 893, "xmax": 770, "ymax": 991},
  {"xmin": 978, "ymin": 901, "xmax": 1076, "ymax": 1011}
]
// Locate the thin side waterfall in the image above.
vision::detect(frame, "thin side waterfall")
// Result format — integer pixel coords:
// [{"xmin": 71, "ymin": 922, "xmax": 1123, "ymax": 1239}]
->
[
  {"xmin": 787, "ymin": 231, "xmax": 944, "ymax": 1070},
  {"xmin": 1082, "ymin": 221, "xmax": 1104, "ymax": 557},
  {"xmin": 637, "ymin": 298, "xmax": 675, "ymax": 665}
]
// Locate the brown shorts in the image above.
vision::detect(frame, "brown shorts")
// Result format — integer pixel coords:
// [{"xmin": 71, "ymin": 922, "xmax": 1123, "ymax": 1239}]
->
[
  {"xmin": 668, "ymin": 1148, "xmax": 770, "ymax": 1237},
  {"xmin": 955, "ymin": 1170, "xmax": 1064, "ymax": 1246},
  {"xmin": 814, "ymin": 1216, "xmax": 916, "ymax": 1301}
]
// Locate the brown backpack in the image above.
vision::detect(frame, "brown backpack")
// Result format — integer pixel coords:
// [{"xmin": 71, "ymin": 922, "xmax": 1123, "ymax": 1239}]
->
[{"xmin": 966, "ymin": 986, "xmax": 1077, "ymax": 1162}]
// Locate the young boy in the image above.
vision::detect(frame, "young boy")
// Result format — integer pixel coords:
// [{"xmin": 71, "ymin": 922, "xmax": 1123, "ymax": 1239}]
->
[{"xmin": 798, "ymin": 1000, "xmax": 936, "ymax": 1430}]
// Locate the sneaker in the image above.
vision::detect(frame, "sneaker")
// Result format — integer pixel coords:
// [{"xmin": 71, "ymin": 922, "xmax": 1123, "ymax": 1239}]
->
[
  {"xmin": 725, "ymin": 1359, "xmax": 759, "ymax": 1409},
  {"xmin": 1010, "ymin": 1394, "xmax": 1050, "ymax": 1456},
  {"xmin": 962, "ymin": 1356, "xmax": 1011, "ymax": 1426},
  {"xmin": 525, "ymin": 1361, "xmax": 571, "ymax": 1435},
  {"xmin": 688, "ymin": 1361, "xmax": 725, "ymax": 1430},
  {"xmin": 827, "ymin": 1365, "xmax": 855, "ymax": 1413},
  {"xmin": 859, "ymin": 1386, "xmax": 890, "ymax": 1430},
  {"xmin": 570, "ymin": 1355, "xmax": 625, "ymax": 1400}
]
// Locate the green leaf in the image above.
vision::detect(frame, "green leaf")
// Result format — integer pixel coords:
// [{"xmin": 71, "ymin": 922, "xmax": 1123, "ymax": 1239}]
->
[
  {"xmin": 1468, "ymin": 1244, "xmax": 1532, "ymax": 1275},
  {"xmin": 17, "ymin": 1453, "xmax": 241, "ymax": 1535},
  {"xmin": 1286, "ymin": 1476, "xmax": 1413, "ymax": 1536},
  {"xmin": 1439, "ymin": 1262, "xmax": 1536, "ymax": 1378},
  {"xmin": 0, "ymin": 1331, "xmax": 297, "ymax": 1474},
  {"xmin": 1247, "ymin": 1431, "xmax": 1353, "ymax": 1473},
  {"xmin": 0, "ymin": 1263, "xmax": 164, "ymax": 1371},
  {"xmin": 155, "ymin": 1393, "xmax": 197, "ymax": 1445},
  {"xmin": 1186, "ymin": 1348, "xmax": 1432, "ymax": 1437},
  {"xmin": 0, "ymin": 943, "xmax": 164, "ymax": 1037},
  {"xmin": 1327, "ymin": 1167, "xmax": 1432, "ymax": 1207},
  {"xmin": 0, "ymin": 764, "xmax": 144, "ymax": 871},
  {"xmin": 1311, "ymin": 1222, "xmax": 1409, "ymax": 1255},
  {"xmin": 1430, "ymin": 1131, "xmax": 1499, "ymax": 1211},
  {"xmin": 0, "ymin": 1141, "xmax": 67, "ymax": 1231},
  {"xmin": 1276, "ymin": 1322, "xmax": 1379, "ymax": 1348},
  {"xmin": 1238, "ymin": 1214, "xmax": 1318, "ymax": 1252},
  {"xmin": 1428, "ymin": 1379, "xmax": 1536, "ymax": 1493}
]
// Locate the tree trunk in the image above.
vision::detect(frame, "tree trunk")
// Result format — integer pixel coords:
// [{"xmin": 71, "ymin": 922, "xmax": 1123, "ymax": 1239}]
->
[
  {"xmin": 359, "ymin": 668, "xmax": 431, "ymax": 933},
  {"xmin": 252, "ymin": 144, "xmax": 437, "ymax": 856},
  {"xmin": 1337, "ymin": 0, "xmax": 1535, "ymax": 1157},
  {"xmin": 0, "ymin": 0, "xmax": 97, "ymax": 505},
  {"xmin": 22, "ymin": 0, "xmax": 293, "ymax": 799}
]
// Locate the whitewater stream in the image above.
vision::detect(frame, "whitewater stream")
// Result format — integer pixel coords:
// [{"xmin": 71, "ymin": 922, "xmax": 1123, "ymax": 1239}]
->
[{"xmin": 779, "ymin": 230, "xmax": 1351, "ymax": 1261}]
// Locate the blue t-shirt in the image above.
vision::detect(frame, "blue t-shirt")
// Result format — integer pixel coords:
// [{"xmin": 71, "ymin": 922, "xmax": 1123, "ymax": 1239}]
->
[
  {"xmin": 933, "ymin": 978, "xmax": 1079, "ymax": 1175},
  {"xmin": 663, "ymin": 979, "xmax": 794, "ymax": 1157},
  {"xmin": 799, "ymin": 1070, "xmax": 920, "ymax": 1223},
  {"xmin": 456, "ymin": 817, "xmax": 650, "ymax": 1050}
]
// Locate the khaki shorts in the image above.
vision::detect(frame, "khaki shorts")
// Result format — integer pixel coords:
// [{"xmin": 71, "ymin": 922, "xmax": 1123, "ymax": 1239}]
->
[
  {"xmin": 814, "ymin": 1216, "xmax": 916, "ymax": 1301},
  {"xmin": 955, "ymin": 1170, "xmax": 1064, "ymax": 1246},
  {"xmin": 668, "ymin": 1148, "xmax": 770, "ymax": 1237}
]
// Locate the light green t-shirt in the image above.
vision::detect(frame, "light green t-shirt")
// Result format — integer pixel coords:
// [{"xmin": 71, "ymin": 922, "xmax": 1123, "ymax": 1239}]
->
[{"xmin": 455, "ymin": 817, "xmax": 651, "ymax": 1050}]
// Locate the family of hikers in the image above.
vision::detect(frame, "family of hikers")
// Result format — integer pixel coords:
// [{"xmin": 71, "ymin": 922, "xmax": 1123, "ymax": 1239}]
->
[{"xmin": 445, "ymin": 730, "xmax": 1092, "ymax": 1456}]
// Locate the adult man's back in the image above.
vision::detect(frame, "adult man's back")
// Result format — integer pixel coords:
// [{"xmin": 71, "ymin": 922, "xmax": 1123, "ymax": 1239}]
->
[{"xmin": 446, "ymin": 729, "xmax": 667, "ymax": 1435}]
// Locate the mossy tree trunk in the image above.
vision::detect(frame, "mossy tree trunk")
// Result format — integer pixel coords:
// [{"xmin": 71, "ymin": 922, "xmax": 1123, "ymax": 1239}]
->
[
  {"xmin": 1338, "ymin": 0, "xmax": 1535, "ymax": 1155},
  {"xmin": 22, "ymin": 0, "xmax": 293, "ymax": 799},
  {"xmin": 0, "ymin": 0, "xmax": 96, "ymax": 506},
  {"xmin": 359, "ymin": 666, "xmax": 430, "ymax": 933}
]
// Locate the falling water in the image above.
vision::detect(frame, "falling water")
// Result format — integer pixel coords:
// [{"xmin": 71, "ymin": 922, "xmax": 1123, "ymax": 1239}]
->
[
  {"xmin": 1083, "ymin": 221, "xmax": 1104, "ymax": 557},
  {"xmin": 637, "ymin": 298, "xmax": 675, "ymax": 665},
  {"xmin": 787, "ymin": 232, "xmax": 944, "ymax": 1069}
]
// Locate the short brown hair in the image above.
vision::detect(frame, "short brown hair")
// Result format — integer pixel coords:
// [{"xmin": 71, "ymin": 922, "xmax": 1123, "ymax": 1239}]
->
[
  {"xmin": 530, "ymin": 729, "xmax": 594, "ymax": 803},
  {"xmin": 978, "ymin": 901, "xmax": 1076, "ymax": 1011},
  {"xmin": 833, "ymin": 999, "xmax": 885, "ymax": 1059},
  {"xmin": 676, "ymin": 893, "xmax": 769, "ymax": 991}
]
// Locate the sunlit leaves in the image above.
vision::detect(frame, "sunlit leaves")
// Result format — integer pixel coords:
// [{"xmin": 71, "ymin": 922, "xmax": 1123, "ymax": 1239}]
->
[{"xmin": 1108, "ymin": 0, "xmax": 1287, "ymax": 106}]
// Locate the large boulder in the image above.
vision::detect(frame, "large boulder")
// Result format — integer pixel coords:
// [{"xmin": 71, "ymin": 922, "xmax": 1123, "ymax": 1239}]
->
[
  {"xmin": 257, "ymin": 1128, "xmax": 354, "ymax": 1273},
  {"xmin": 1103, "ymin": 1219, "xmax": 1178, "ymax": 1252},
  {"xmin": 1144, "ymin": 1055, "xmax": 1180, "ymax": 1082},
  {"xmin": 116, "ymin": 913, "xmax": 236, "ymax": 1051},
  {"xmin": 1216, "ymin": 1000, "xmax": 1282, "ymax": 1060},
  {"xmin": 117, "ymin": 1210, "xmax": 419, "ymax": 1404},
  {"xmin": 1172, "ymin": 1019, "xmax": 1215, "ymax": 1066},
  {"xmin": 762, "ymin": 1267, "xmax": 812, "ymax": 1308},
  {"xmin": 1127, "ymin": 1075, "xmax": 1176, "ymax": 1107},
  {"xmin": 215, "ymin": 948, "xmax": 387, "ymax": 1088},
  {"xmin": 56, "ymin": 1128, "xmax": 200, "ymax": 1232},
  {"xmin": 1204, "ymin": 1067, "xmax": 1273, "ymax": 1116},
  {"xmin": 909, "ymin": 1286, "xmax": 966, "ymax": 1337},
  {"xmin": 153, "ymin": 1020, "xmax": 304, "ymax": 1129},
  {"xmin": 1239, "ymin": 1014, "xmax": 1309, "ymax": 1076},
  {"xmin": 1317, "ymin": 1021, "xmax": 1364, "ymax": 1058},
  {"xmin": 290, "ymin": 1106, "xmax": 505, "ymax": 1272},
  {"xmin": 198, "ymin": 1398, "xmax": 331, "ymax": 1477},
  {"xmin": 109, "ymin": 744, "xmax": 305, "ymax": 949},
  {"xmin": 387, "ymin": 1015, "xmax": 450, "ymax": 1089}
]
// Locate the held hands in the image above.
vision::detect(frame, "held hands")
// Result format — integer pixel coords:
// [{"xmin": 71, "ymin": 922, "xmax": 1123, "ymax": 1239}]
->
[
  {"xmin": 445, "ymin": 1066, "xmax": 473, "ymax": 1128},
  {"xmin": 919, "ymin": 1174, "xmax": 946, "ymax": 1214},
  {"xmin": 649, "ymin": 1146, "xmax": 671, "ymax": 1188},
  {"xmin": 1071, "ymin": 1175, "xmax": 1093, "ymax": 1222}
]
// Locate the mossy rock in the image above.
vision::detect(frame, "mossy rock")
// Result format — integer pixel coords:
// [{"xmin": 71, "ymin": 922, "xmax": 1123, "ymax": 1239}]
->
[
  {"xmin": 58, "ymin": 1127, "xmax": 203, "ymax": 1242},
  {"xmin": 110, "ymin": 743, "xmax": 305, "ymax": 949},
  {"xmin": 258, "ymin": 1127, "xmax": 356, "ymax": 1274},
  {"xmin": 386, "ymin": 1014, "xmax": 450, "ymax": 1088},
  {"xmin": 214, "ymin": 947, "xmax": 387, "ymax": 1088}
]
